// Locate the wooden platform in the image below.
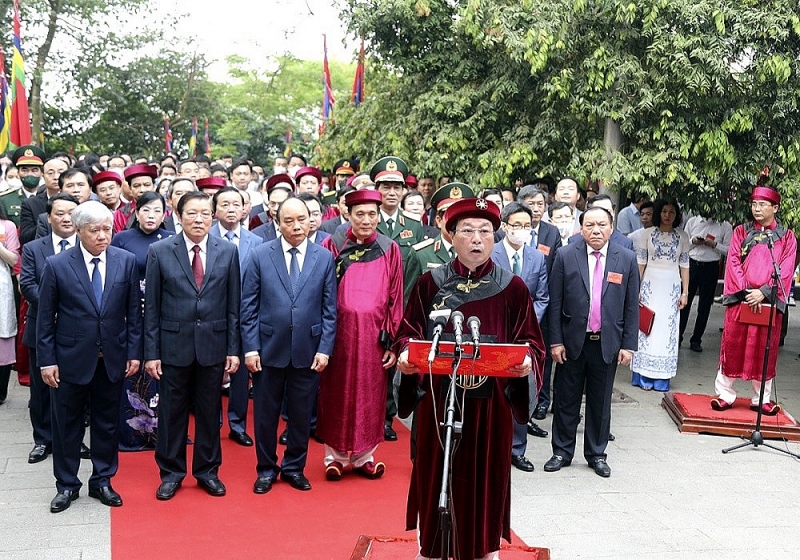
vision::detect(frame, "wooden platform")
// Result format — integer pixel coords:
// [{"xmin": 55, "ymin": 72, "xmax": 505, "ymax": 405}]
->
[
  {"xmin": 662, "ymin": 392, "xmax": 800, "ymax": 441},
  {"xmin": 351, "ymin": 535, "xmax": 550, "ymax": 559}
]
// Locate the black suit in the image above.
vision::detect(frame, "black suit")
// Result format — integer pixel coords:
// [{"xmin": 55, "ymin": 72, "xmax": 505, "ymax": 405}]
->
[
  {"xmin": 144, "ymin": 233, "xmax": 241, "ymax": 483},
  {"xmin": 548, "ymin": 239, "xmax": 639, "ymax": 463},
  {"xmin": 20, "ymin": 192, "xmax": 48, "ymax": 245},
  {"xmin": 318, "ymin": 216, "xmax": 346, "ymax": 235}
]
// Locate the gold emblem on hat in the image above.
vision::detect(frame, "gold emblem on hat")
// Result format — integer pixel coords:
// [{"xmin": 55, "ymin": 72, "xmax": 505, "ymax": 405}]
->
[
  {"xmin": 342, "ymin": 161, "xmax": 350, "ymax": 168},
  {"xmin": 24, "ymin": 149, "xmax": 34, "ymax": 156},
  {"xmin": 450, "ymin": 186, "xmax": 462, "ymax": 199},
  {"xmin": 476, "ymin": 198, "xmax": 488, "ymax": 210},
  {"xmin": 386, "ymin": 160, "xmax": 398, "ymax": 172}
]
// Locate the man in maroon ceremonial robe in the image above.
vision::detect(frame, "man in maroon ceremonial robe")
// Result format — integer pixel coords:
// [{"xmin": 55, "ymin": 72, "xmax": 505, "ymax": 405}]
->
[
  {"xmin": 712, "ymin": 180, "xmax": 796, "ymax": 414},
  {"xmin": 318, "ymin": 189, "xmax": 404, "ymax": 480},
  {"xmin": 396, "ymin": 198, "xmax": 545, "ymax": 560}
]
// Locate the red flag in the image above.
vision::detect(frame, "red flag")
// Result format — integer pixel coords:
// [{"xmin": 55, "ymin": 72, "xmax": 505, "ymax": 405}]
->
[
  {"xmin": 204, "ymin": 118, "xmax": 211, "ymax": 156},
  {"xmin": 10, "ymin": 0, "xmax": 32, "ymax": 148},
  {"xmin": 164, "ymin": 118, "xmax": 173, "ymax": 153},
  {"xmin": 350, "ymin": 38, "xmax": 365, "ymax": 106},
  {"xmin": 321, "ymin": 35, "xmax": 336, "ymax": 134},
  {"xmin": 189, "ymin": 116, "xmax": 197, "ymax": 157}
]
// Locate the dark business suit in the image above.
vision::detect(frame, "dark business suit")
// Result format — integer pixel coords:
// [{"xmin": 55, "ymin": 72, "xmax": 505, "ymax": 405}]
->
[
  {"xmin": 144, "ymin": 233, "xmax": 241, "ymax": 483},
  {"xmin": 241, "ymin": 239, "xmax": 337, "ymax": 477},
  {"xmin": 251, "ymin": 221, "xmax": 279, "ymax": 243},
  {"xmin": 319, "ymin": 216, "xmax": 346, "ymax": 235},
  {"xmin": 37, "ymin": 246, "xmax": 142, "ymax": 492},
  {"xmin": 548, "ymin": 239, "xmax": 639, "ymax": 463},
  {"xmin": 20, "ymin": 192, "xmax": 48, "ymax": 245},
  {"xmin": 210, "ymin": 225, "xmax": 263, "ymax": 436},
  {"xmin": 569, "ymin": 229, "xmax": 634, "ymax": 252},
  {"xmin": 162, "ymin": 214, "xmax": 177, "ymax": 232},
  {"xmin": 492, "ymin": 242, "xmax": 549, "ymax": 458}
]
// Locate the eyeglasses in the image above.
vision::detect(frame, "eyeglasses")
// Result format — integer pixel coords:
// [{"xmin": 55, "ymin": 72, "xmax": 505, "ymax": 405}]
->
[
  {"xmin": 456, "ymin": 228, "xmax": 493, "ymax": 238},
  {"xmin": 183, "ymin": 211, "xmax": 212, "ymax": 220},
  {"xmin": 506, "ymin": 223, "xmax": 532, "ymax": 231},
  {"xmin": 751, "ymin": 201, "xmax": 775, "ymax": 209}
]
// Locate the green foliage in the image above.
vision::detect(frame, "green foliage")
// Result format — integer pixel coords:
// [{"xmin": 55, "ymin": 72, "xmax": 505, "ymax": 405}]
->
[{"xmin": 321, "ymin": 0, "xmax": 800, "ymax": 228}]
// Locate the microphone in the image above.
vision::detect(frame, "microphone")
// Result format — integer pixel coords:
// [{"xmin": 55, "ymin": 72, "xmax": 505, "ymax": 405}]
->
[
  {"xmin": 765, "ymin": 230, "xmax": 774, "ymax": 249},
  {"xmin": 451, "ymin": 311, "xmax": 464, "ymax": 350},
  {"xmin": 467, "ymin": 316, "xmax": 481, "ymax": 354},
  {"xmin": 427, "ymin": 309, "xmax": 452, "ymax": 363}
]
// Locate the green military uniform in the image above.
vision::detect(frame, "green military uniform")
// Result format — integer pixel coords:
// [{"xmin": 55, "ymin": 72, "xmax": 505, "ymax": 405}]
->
[
  {"xmin": 0, "ymin": 188, "xmax": 25, "ymax": 227},
  {"xmin": 377, "ymin": 211, "xmax": 426, "ymax": 304},
  {"xmin": 4, "ymin": 145, "xmax": 46, "ymax": 227}
]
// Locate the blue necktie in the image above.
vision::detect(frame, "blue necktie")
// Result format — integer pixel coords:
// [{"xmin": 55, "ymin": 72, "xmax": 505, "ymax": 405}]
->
[
  {"xmin": 288, "ymin": 247, "xmax": 300, "ymax": 296},
  {"xmin": 512, "ymin": 252, "xmax": 522, "ymax": 275},
  {"xmin": 225, "ymin": 230, "xmax": 236, "ymax": 243},
  {"xmin": 90, "ymin": 257, "xmax": 103, "ymax": 307},
  {"xmin": 59, "ymin": 239, "xmax": 69, "ymax": 253}
]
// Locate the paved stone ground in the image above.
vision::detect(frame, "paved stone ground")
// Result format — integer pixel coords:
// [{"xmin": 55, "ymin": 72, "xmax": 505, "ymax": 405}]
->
[{"xmin": 1, "ymin": 303, "xmax": 799, "ymax": 559}]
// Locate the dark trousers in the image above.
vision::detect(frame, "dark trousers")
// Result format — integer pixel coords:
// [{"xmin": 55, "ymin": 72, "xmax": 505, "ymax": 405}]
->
[
  {"xmin": 28, "ymin": 346, "xmax": 53, "ymax": 447},
  {"xmin": 226, "ymin": 358, "xmax": 249, "ymax": 434},
  {"xmin": 536, "ymin": 355, "xmax": 554, "ymax": 411},
  {"xmin": 253, "ymin": 364, "xmax": 319, "ymax": 477},
  {"xmin": 550, "ymin": 337, "xmax": 616, "ymax": 463},
  {"xmin": 385, "ymin": 366, "xmax": 398, "ymax": 424},
  {"xmin": 679, "ymin": 259, "xmax": 719, "ymax": 345},
  {"xmin": 51, "ymin": 359, "xmax": 122, "ymax": 492},
  {"xmin": 156, "ymin": 361, "xmax": 223, "ymax": 483}
]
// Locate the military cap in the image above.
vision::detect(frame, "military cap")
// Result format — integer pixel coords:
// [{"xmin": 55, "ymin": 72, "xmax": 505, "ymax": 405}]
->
[
  {"xmin": 444, "ymin": 197, "xmax": 501, "ymax": 232},
  {"xmin": 345, "ymin": 189, "xmax": 382, "ymax": 208},
  {"xmin": 430, "ymin": 182, "xmax": 474, "ymax": 211},
  {"xmin": 11, "ymin": 145, "xmax": 45, "ymax": 167},
  {"xmin": 124, "ymin": 164, "xmax": 158, "ymax": 181},
  {"xmin": 265, "ymin": 173, "xmax": 294, "ymax": 193},
  {"xmin": 347, "ymin": 173, "xmax": 374, "ymax": 189},
  {"xmin": 369, "ymin": 156, "xmax": 408, "ymax": 183},
  {"xmin": 334, "ymin": 159, "xmax": 357, "ymax": 176},
  {"xmin": 196, "ymin": 176, "xmax": 227, "ymax": 192}
]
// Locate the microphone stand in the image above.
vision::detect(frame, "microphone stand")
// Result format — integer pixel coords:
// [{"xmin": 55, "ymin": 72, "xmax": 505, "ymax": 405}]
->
[
  {"xmin": 722, "ymin": 237, "xmax": 800, "ymax": 458},
  {"xmin": 438, "ymin": 343, "xmax": 463, "ymax": 559}
]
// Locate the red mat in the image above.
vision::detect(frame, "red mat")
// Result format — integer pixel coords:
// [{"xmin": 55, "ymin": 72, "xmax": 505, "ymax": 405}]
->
[
  {"xmin": 111, "ymin": 400, "xmax": 537, "ymax": 558},
  {"xmin": 662, "ymin": 392, "xmax": 800, "ymax": 441},
  {"xmin": 352, "ymin": 535, "xmax": 549, "ymax": 559}
]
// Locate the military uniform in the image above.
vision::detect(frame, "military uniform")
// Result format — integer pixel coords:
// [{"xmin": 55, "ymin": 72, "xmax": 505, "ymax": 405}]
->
[{"xmin": 0, "ymin": 188, "xmax": 25, "ymax": 227}]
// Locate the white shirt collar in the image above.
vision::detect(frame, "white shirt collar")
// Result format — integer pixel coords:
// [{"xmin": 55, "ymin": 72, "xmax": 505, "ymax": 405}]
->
[{"xmin": 280, "ymin": 236, "xmax": 308, "ymax": 255}]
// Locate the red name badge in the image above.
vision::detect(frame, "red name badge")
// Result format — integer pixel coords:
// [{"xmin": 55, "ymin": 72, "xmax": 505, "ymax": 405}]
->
[
  {"xmin": 537, "ymin": 244, "xmax": 550, "ymax": 256},
  {"xmin": 400, "ymin": 230, "xmax": 413, "ymax": 239},
  {"xmin": 705, "ymin": 234, "xmax": 716, "ymax": 241},
  {"xmin": 607, "ymin": 272, "xmax": 623, "ymax": 284}
]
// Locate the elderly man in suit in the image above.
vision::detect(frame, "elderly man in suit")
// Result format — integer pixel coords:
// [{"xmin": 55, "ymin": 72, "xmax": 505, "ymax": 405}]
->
[
  {"xmin": 144, "ymin": 191, "xmax": 241, "ymax": 501},
  {"xmin": 210, "ymin": 187, "xmax": 263, "ymax": 447},
  {"xmin": 545, "ymin": 206, "xmax": 639, "ymax": 478},
  {"xmin": 37, "ymin": 201, "xmax": 142, "ymax": 512},
  {"xmin": 492, "ymin": 201, "xmax": 549, "ymax": 473},
  {"xmin": 241, "ymin": 197, "xmax": 337, "ymax": 494}
]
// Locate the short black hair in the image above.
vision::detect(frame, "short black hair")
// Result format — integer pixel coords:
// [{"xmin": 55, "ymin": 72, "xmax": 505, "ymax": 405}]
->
[
  {"xmin": 136, "ymin": 190, "xmax": 166, "ymax": 212},
  {"xmin": 587, "ymin": 193, "xmax": 614, "ymax": 210},
  {"xmin": 652, "ymin": 198, "xmax": 683, "ymax": 228},
  {"xmin": 639, "ymin": 200, "xmax": 654, "ymax": 212},
  {"xmin": 501, "ymin": 201, "xmax": 532, "ymax": 223},
  {"xmin": 212, "ymin": 186, "xmax": 245, "ymax": 212},
  {"xmin": 176, "ymin": 190, "xmax": 211, "ymax": 216},
  {"xmin": 231, "ymin": 158, "xmax": 252, "ymax": 172},
  {"xmin": 47, "ymin": 192, "xmax": 80, "ymax": 214},
  {"xmin": 579, "ymin": 205, "xmax": 613, "ymax": 226},
  {"xmin": 58, "ymin": 167, "xmax": 92, "ymax": 189},
  {"xmin": 548, "ymin": 201, "xmax": 571, "ymax": 218},
  {"xmin": 289, "ymin": 153, "xmax": 307, "ymax": 165}
]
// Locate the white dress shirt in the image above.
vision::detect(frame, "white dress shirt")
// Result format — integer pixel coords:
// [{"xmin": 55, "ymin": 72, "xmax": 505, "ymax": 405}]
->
[{"xmin": 184, "ymin": 235, "xmax": 209, "ymax": 271}]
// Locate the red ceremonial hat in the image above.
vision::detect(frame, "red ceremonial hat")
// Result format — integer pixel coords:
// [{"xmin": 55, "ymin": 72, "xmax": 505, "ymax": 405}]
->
[
  {"xmin": 406, "ymin": 174, "xmax": 418, "ymax": 188},
  {"xmin": 266, "ymin": 173, "xmax": 294, "ymax": 193},
  {"xmin": 294, "ymin": 166, "xmax": 322, "ymax": 184},
  {"xmin": 444, "ymin": 197, "xmax": 502, "ymax": 232},
  {"xmin": 196, "ymin": 177, "xmax": 226, "ymax": 192},
  {"xmin": 751, "ymin": 186, "xmax": 780, "ymax": 205},
  {"xmin": 344, "ymin": 188, "xmax": 382, "ymax": 208},
  {"xmin": 92, "ymin": 170, "xmax": 122, "ymax": 186},
  {"xmin": 123, "ymin": 164, "xmax": 157, "ymax": 181}
]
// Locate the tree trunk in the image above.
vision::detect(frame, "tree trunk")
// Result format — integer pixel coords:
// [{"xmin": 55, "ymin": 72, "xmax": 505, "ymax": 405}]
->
[
  {"xmin": 603, "ymin": 117, "xmax": 623, "ymax": 205},
  {"xmin": 29, "ymin": 0, "xmax": 61, "ymax": 149}
]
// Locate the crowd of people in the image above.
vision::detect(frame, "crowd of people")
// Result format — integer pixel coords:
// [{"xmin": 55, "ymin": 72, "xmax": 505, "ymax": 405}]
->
[{"xmin": 0, "ymin": 144, "xmax": 796, "ymax": 560}]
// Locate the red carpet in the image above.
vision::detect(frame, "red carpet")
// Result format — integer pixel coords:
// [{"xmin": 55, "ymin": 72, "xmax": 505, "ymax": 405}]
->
[
  {"xmin": 352, "ymin": 536, "xmax": 549, "ymax": 559},
  {"xmin": 111, "ymin": 400, "xmax": 539, "ymax": 558},
  {"xmin": 662, "ymin": 392, "xmax": 800, "ymax": 441}
]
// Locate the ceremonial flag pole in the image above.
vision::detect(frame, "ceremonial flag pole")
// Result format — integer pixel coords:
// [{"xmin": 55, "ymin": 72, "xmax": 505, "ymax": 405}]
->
[
  {"xmin": 164, "ymin": 117, "xmax": 173, "ymax": 153},
  {"xmin": 204, "ymin": 118, "xmax": 211, "ymax": 156},
  {"xmin": 320, "ymin": 34, "xmax": 336, "ymax": 135},
  {"xmin": 10, "ymin": 0, "xmax": 32, "ymax": 148},
  {"xmin": 0, "ymin": 47, "xmax": 11, "ymax": 154},
  {"xmin": 350, "ymin": 38, "xmax": 365, "ymax": 106},
  {"xmin": 189, "ymin": 116, "xmax": 197, "ymax": 158},
  {"xmin": 283, "ymin": 125, "xmax": 292, "ymax": 158}
]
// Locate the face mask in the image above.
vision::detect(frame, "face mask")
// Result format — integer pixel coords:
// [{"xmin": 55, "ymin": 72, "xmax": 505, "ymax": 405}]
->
[
  {"xmin": 6, "ymin": 178, "xmax": 22, "ymax": 189},
  {"xmin": 556, "ymin": 223, "xmax": 572, "ymax": 239},
  {"xmin": 506, "ymin": 229, "xmax": 532, "ymax": 246},
  {"xmin": 287, "ymin": 165, "xmax": 300, "ymax": 178},
  {"xmin": 21, "ymin": 175, "xmax": 41, "ymax": 190},
  {"xmin": 273, "ymin": 166, "xmax": 287, "ymax": 175}
]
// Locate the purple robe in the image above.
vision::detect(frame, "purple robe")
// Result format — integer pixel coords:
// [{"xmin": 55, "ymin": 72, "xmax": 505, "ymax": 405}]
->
[
  {"xmin": 396, "ymin": 258, "xmax": 546, "ymax": 560},
  {"xmin": 720, "ymin": 220, "xmax": 797, "ymax": 380},
  {"xmin": 317, "ymin": 228, "xmax": 404, "ymax": 453}
]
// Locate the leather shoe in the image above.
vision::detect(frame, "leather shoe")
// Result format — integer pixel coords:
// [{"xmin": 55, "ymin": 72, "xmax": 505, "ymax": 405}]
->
[
  {"xmin": 280, "ymin": 472, "xmax": 312, "ymax": 491},
  {"xmin": 156, "ymin": 481, "xmax": 181, "ymax": 501},
  {"xmin": 50, "ymin": 490, "xmax": 79, "ymax": 513},
  {"xmin": 80, "ymin": 443, "xmax": 91, "ymax": 459},
  {"xmin": 543, "ymin": 454, "xmax": 571, "ymax": 472},
  {"xmin": 253, "ymin": 476, "xmax": 275, "ymax": 494},
  {"xmin": 28, "ymin": 444, "xmax": 51, "ymax": 464},
  {"xmin": 511, "ymin": 455, "xmax": 535, "ymax": 472},
  {"xmin": 532, "ymin": 405, "xmax": 548, "ymax": 420},
  {"xmin": 608, "ymin": 432, "xmax": 616, "ymax": 442},
  {"xmin": 526, "ymin": 421, "xmax": 548, "ymax": 438},
  {"xmin": 198, "ymin": 477, "xmax": 226, "ymax": 497},
  {"xmin": 279, "ymin": 428, "xmax": 288, "ymax": 445},
  {"xmin": 228, "ymin": 430, "xmax": 254, "ymax": 446},
  {"xmin": 689, "ymin": 342, "xmax": 703, "ymax": 353},
  {"xmin": 88, "ymin": 485, "xmax": 122, "ymax": 507},
  {"xmin": 384, "ymin": 423, "xmax": 398, "ymax": 441},
  {"xmin": 589, "ymin": 458, "xmax": 611, "ymax": 478}
]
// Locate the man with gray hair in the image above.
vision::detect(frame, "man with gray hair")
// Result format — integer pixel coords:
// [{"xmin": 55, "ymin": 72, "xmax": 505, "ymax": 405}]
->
[{"xmin": 37, "ymin": 201, "xmax": 143, "ymax": 512}]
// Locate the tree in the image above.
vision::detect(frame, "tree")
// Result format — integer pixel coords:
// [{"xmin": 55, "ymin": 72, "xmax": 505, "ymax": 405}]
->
[{"xmin": 322, "ymin": 0, "xmax": 800, "ymax": 226}]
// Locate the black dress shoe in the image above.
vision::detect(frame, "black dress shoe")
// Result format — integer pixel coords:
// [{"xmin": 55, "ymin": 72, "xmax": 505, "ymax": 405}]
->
[
  {"xmin": 156, "ymin": 481, "xmax": 181, "ymax": 501},
  {"xmin": 280, "ymin": 472, "xmax": 312, "ymax": 491},
  {"xmin": 88, "ymin": 485, "xmax": 123, "ymax": 507},
  {"xmin": 50, "ymin": 490, "xmax": 79, "ymax": 513},
  {"xmin": 279, "ymin": 429, "xmax": 288, "ymax": 445},
  {"xmin": 608, "ymin": 432, "xmax": 616, "ymax": 442},
  {"xmin": 198, "ymin": 477, "xmax": 226, "ymax": 497},
  {"xmin": 526, "ymin": 421, "xmax": 549, "ymax": 438},
  {"xmin": 384, "ymin": 423, "xmax": 398, "ymax": 441},
  {"xmin": 28, "ymin": 444, "xmax": 51, "ymax": 464},
  {"xmin": 80, "ymin": 443, "xmax": 91, "ymax": 459},
  {"xmin": 253, "ymin": 476, "xmax": 275, "ymax": 494},
  {"xmin": 543, "ymin": 454, "xmax": 571, "ymax": 472},
  {"xmin": 532, "ymin": 405, "xmax": 548, "ymax": 420},
  {"xmin": 589, "ymin": 458, "xmax": 611, "ymax": 478},
  {"xmin": 228, "ymin": 430, "xmax": 254, "ymax": 446},
  {"xmin": 689, "ymin": 342, "xmax": 703, "ymax": 353},
  {"xmin": 511, "ymin": 455, "xmax": 535, "ymax": 472}
]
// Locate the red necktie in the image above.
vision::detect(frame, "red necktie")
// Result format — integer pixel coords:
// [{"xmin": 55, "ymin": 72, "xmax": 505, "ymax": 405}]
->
[
  {"xmin": 589, "ymin": 251, "xmax": 602, "ymax": 332},
  {"xmin": 191, "ymin": 245, "xmax": 204, "ymax": 290}
]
